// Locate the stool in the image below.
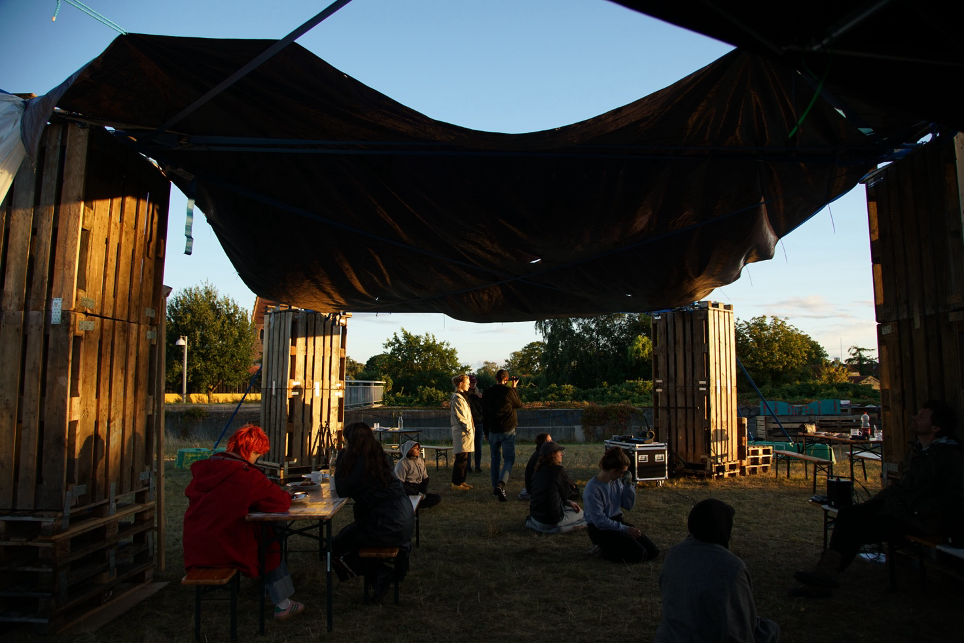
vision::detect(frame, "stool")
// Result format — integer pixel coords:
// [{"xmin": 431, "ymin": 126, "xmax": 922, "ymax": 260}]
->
[
  {"xmin": 359, "ymin": 546, "xmax": 401, "ymax": 605},
  {"xmin": 182, "ymin": 567, "xmax": 240, "ymax": 641}
]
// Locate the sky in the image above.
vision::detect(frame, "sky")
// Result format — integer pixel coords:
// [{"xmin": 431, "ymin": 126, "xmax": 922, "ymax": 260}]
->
[{"xmin": 0, "ymin": 0, "xmax": 879, "ymax": 369}]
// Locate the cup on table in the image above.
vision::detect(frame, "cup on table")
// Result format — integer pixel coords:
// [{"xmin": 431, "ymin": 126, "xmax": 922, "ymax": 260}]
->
[
  {"xmin": 309, "ymin": 471, "xmax": 322, "ymax": 484},
  {"xmin": 873, "ymin": 429, "xmax": 882, "ymax": 440},
  {"xmin": 374, "ymin": 422, "xmax": 380, "ymax": 429}
]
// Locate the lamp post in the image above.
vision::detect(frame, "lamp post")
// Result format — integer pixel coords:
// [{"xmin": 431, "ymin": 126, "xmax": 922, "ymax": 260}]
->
[{"xmin": 175, "ymin": 336, "xmax": 188, "ymax": 402}]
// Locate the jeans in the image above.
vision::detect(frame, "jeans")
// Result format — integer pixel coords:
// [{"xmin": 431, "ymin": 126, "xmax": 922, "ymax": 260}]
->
[
  {"xmin": 489, "ymin": 430, "xmax": 517, "ymax": 489},
  {"xmin": 265, "ymin": 558, "xmax": 295, "ymax": 604}
]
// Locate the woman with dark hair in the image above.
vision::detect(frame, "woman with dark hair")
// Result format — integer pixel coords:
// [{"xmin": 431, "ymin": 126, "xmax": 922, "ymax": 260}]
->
[
  {"xmin": 183, "ymin": 425, "xmax": 305, "ymax": 621},
  {"xmin": 332, "ymin": 422, "xmax": 415, "ymax": 603},
  {"xmin": 583, "ymin": 446, "xmax": 660, "ymax": 563},
  {"xmin": 519, "ymin": 432, "xmax": 552, "ymax": 501},
  {"xmin": 525, "ymin": 442, "xmax": 586, "ymax": 533}
]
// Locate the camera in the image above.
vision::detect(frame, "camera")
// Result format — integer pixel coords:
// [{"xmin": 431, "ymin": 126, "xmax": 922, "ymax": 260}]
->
[{"xmin": 510, "ymin": 376, "xmax": 521, "ymax": 382}]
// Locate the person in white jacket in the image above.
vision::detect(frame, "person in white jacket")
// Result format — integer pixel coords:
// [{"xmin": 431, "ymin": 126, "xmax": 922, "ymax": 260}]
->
[
  {"xmin": 449, "ymin": 374, "xmax": 475, "ymax": 490},
  {"xmin": 394, "ymin": 440, "xmax": 441, "ymax": 508}
]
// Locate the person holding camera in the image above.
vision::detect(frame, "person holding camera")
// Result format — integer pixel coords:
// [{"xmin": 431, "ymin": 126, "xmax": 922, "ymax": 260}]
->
[
  {"xmin": 583, "ymin": 446, "xmax": 660, "ymax": 563},
  {"xmin": 482, "ymin": 369, "xmax": 522, "ymax": 502}
]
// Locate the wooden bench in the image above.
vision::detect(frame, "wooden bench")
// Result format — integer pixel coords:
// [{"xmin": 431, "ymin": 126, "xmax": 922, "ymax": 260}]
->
[
  {"xmin": 359, "ymin": 547, "xmax": 401, "ymax": 604},
  {"xmin": 182, "ymin": 567, "xmax": 239, "ymax": 642},
  {"xmin": 383, "ymin": 445, "xmax": 402, "ymax": 464},
  {"xmin": 889, "ymin": 534, "xmax": 964, "ymax": 590},
  {"xmin": 420, "ymin": 445, "xmax": 453, "ymax": 470},
  {"xmin": 774, "ymin": 449, "xmax": 833, "ymax": 493}
]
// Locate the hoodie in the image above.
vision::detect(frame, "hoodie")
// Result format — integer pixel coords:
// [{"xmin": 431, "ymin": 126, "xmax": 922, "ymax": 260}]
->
[
  {"xmin": 182, "ymin": 452, "xmax": 291, "ymax": 576},
  {"xmin": 394, "ymin": 440, "xmax": 428, "ymax": 485}
]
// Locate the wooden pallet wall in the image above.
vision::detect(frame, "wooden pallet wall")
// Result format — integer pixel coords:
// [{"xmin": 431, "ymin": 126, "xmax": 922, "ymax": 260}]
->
[
  {"xmin": 260, "ymin": 309, "xmax": 347, "ymax": 475},
  {"xmin": 0, "ymin": 121, "xmax": 169, "ymax": 513},
  {"xmin": 866, "ymin": 132, "xmax": 964, "ymax": 474},
  {"xmin": 653, "ymin": 301, "xmax": 741, "ymax": 475}
]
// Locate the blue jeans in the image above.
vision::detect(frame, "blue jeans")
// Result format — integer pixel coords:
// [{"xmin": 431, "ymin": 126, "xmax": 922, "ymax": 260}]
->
[
  {"xmin": 473, "ymin": 427, "xmax": 484, "ymax": 470},
  {"xmin": 489, "ymin": 430, "xmax": 516, "ymax": 489}
]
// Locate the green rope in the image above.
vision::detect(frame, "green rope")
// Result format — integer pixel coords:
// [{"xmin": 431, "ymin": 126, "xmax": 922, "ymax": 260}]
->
[
  {"xmin": 787, "ymin": 52, "xmax": 833, "ymax": 140},
  {"xmin": 52, "ymin": 0, "xmax": 126, "ymax": 34}
]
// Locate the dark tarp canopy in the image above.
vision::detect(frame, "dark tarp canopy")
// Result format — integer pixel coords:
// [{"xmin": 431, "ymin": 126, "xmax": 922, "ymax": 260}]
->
[{"xmin": 36, "ymin": 33, "xmax": 929, "ymax": 322}]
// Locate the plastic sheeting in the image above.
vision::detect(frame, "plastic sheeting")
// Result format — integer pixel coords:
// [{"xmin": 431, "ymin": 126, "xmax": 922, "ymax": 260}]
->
[
  {"xmin": 34, "ymin": 34, "xmax": 928, "ymax": 322},
  {"xmin": 0, "ymin": 93, "xmax": 26, "ymax": 207}
]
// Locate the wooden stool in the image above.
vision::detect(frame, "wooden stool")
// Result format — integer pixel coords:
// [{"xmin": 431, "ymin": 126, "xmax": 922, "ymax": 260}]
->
[
  {"xmin": 359, "ymin": 547, "xmax": 401, "ymax": 605},
  {"xmin": 182, "ymin": 567, "xmax": 240, "ymax": 641}
]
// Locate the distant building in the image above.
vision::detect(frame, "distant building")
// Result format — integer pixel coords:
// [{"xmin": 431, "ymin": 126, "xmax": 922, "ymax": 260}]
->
[{"xmin": 849, "ymin": 374, "xmax": 881, "ymax": 390}]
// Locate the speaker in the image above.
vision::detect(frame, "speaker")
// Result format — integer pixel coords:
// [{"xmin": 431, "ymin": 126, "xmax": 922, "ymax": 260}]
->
[{"xmin": 827, "ymin": 477, "xmax": 853, "ymax": 508}]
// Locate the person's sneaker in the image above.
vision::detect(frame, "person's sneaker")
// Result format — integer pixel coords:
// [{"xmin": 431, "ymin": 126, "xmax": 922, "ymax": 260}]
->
[
  {"xmin": 450, "ymin": 483, "xmax": 471, "ymax": 491},
  {"xmin": 589, "ymin": 545, "xmax": 602, "ymax": 557},
  {"xmin": 274, "ymin": 600, "xmax": 305, "ymax": 621},
  {"xmin": 494, "ymin": 482, "xmax": 507, "ymax": 502}
]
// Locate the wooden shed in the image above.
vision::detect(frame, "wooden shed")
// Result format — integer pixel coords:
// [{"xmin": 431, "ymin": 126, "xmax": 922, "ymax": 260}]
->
[
  {"xmin": 653, "ymin": 301, "xmax": 742, "ymax": 476},
  {"xmin": 866, "ymin": 132, "xmax": 964, "ymax": 475},
  {"xmin": 0, "ymin": 120, "xmax": 168, "ymax": 631},
  {"xmin": 259, "ymin": 308, "xmax": 347, "ymax": 478}
]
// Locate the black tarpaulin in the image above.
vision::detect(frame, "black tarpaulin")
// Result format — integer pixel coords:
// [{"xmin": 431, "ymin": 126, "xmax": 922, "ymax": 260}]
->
[{"xmin": 43, "ymin": 34, "xmax": 925, "ymax": 322}]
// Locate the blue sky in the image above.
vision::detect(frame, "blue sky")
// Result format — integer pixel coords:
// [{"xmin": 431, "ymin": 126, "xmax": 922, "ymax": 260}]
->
[{"xmin": 0, "ymin": 0, "xmax": 878, "ymax": 368}]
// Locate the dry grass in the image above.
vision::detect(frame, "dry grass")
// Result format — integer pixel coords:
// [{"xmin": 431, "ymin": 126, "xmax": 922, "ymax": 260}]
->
[{"xmin": 14, "ymin": 443, "xmax": 963, "ymax": 642}]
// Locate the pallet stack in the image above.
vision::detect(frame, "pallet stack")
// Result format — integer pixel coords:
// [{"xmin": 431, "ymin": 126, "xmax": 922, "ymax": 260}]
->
[
  {"xmin": 0, "ymin": 120, "xmax": 169, "ymax": 632},
  {"xmin": 653, "ymin": 301, "xmax": 742, "ymax": 477},
  {"xmin": 260, "ymin": 308, "xmax": 348, "ymax": 478},
  {"xmin": 865, "ymin": 132, "xmax": 964, "ymax": 476}
]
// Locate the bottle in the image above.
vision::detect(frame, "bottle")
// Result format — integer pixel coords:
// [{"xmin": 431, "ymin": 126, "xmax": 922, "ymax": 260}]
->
[{"xmin": 860, "ymin": 412, "xmax": 870, "ymax": 439}]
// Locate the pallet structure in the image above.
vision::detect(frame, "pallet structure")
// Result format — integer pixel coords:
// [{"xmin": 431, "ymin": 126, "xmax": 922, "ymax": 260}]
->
[
  {"xmin": 865, "ymin": 132, "xmax": 964, "ymax": 476},
  {"xmin": 653, "ymin": 301, "xmax": 743, "ymax": 477},
  {"xmin": 259, "ymin": 308, "xmax": 347, "ymax": 478},
  {"xmin": 0, "ymin": 120, "xmax": 169, "ymax": 631}
]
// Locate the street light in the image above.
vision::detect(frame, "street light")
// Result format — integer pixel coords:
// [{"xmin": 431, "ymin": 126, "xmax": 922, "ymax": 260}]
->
[{"xmin": 175, "ymin": 336, "xmax": 188, "ymax": 402}]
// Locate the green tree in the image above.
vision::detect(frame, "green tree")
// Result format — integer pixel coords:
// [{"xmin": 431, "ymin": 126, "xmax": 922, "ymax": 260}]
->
[
  {"xmin": 379, "ymin": 329, "xmax": 468, "ymax": 394},
  {"xmin": 503, "ymin": 341, "xmax": 545, "ymax": 377},
  {"xmin": 735, "ymin": 316, "xmax": 828, "ymax": 388},
  {"xmin": 535, "ymin": 313, "xmax": 652, "ymax": 389},
  {"xmin": 166, "ymin": 282, "xmax": 255, "ymax": 399},
  {"xmin": 846, "ymin": 345, "xmax": 878, "ymax": 376},
  {"xmin": 345, "ymin": 357, "xmax": 364, "ymax": 380},
  {"xmin": 819, "ymin": 360, "xmax": 851, "ymax": 384}
]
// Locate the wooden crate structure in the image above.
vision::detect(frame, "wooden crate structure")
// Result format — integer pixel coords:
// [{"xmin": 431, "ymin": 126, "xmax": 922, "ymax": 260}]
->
[
  {"xmin": 866, "ymin": 132, "xmax": 964, "ymax": 476},
  {"xmin": 0, "ymin": 120, "xmax": 168, "ymax": 631},
  {"xmin": 653, "ymin": 301, "xmax": 741, "ymax": 476},
  {"xmin": 260, "ymin": 309, "xmax": 347, "ymax": 477}
]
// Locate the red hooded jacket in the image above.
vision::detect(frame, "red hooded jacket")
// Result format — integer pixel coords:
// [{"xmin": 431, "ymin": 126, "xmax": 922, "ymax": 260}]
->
[{"xmin": 183, "ymin": 452, "xmax": 291, "ymax": 576}]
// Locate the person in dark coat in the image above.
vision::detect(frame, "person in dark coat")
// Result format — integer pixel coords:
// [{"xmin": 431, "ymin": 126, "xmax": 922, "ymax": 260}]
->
[
  {"xmin": 183, "ymin": 425, "xmax": 305, "ymax": 621},
  {"xmin": 333, "ymin": 422, "xmax": 416, "ymax": 603},
  {"xmin": 465, "ymin": 375, "xmax": 485, "ymax": 473},
  {"xmin": 794, "ymin": 400, "xmax": 964, "ymax": 595},
  {"xmin": 518, "ymin": 432, "xmax": 552, "ymax": 501},
  {"xmin": 525, "ymin": 442, "xmax": 586, "ymax": 533},
  {"xmin": 482, "ymin": 369, "xmax": 522, "ymax": 501}
]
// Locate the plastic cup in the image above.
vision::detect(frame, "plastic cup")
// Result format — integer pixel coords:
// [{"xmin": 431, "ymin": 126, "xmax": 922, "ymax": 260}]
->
[{"xmin": 309, "ymin": 471, "xmax": 322, "ymax": 484}]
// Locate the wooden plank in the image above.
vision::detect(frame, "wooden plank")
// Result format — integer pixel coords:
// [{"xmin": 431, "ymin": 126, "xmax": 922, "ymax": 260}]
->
[
  {"xmin": 93, "ymin": 318, "xmax": 114, "ymax": 503},
  {"xmin": 39, "ymin": 312, "xmax": 74, "ymax": 510},
  {"xmin": 107, "ymin": 322, "xmax": 129, "ymax": 495},
  {"xmin": 98, "ymin": 161, "xmax": 125, "ymax": 321},
  {"xmin": 17, "ymin": 311, "xmax": 46, "ymax": 509},
  {"xmin": 128, "ymin": 170, "xmax": 151, "ymax": 324},
  {"xmin": 3, "ymin": 158, "xmax": 38, "ymax": 311},
  {"xmin": 291, "ymin": 312, "xmax": 307, "ymax": 465},
  {"xmin": 112, "ymin": 169, "xmax": 139, "ymax": 322},
  {"xmin": 50, "ymin": 125, "xmax": 89, "ymax": 312},
  {"xmin": 0, "ymin": 310, "xmax": 24, "ymax": 508},
  {"xmin": 121, "ymin": 318, "xmax": 139, "ymax": 493},
  {"xmin": 72, "ymin": 314, "xmax": 101, "ymax": 507},
  {"xmin": 131, "ymin": 324, "xmax": 151, "ymax": 486},
  {"xmin": 27, "ymin": 124, "xmax": 64, "ymax": 312},
  {"xmin": 77, "ymin": 130, "xmax": 116, "ymax": 319}
]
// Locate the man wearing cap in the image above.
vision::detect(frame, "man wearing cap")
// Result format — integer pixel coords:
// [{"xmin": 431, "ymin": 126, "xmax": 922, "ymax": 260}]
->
[
  {"xmin": 525, "ymin": 442, "xmax": 586, "ymax": 533},
  {"xmin": 656, "ymin": 499, "xmax": 779, "ymax": 642},
  {"xmin": 482, "ymin": 369, "xmax": 522, "ymax": 502}
]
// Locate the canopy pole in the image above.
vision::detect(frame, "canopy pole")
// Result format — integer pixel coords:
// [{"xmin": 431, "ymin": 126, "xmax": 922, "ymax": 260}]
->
[{"xmin": 148, "ymin": 0, "xmax": 354, "ymax": 139}]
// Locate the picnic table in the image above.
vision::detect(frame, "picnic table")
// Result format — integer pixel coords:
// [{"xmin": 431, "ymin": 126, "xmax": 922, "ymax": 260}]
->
[
  {"xmin": 246, "ymin": 485, "xmax": 348, "ymax": 633},
  {"xmin": 797, "ymin": 432, "xmax": 882, "ymax": 482},
  {"xmin": 374, "ymin": 427, "xmax": 422, "ymax": 445}
]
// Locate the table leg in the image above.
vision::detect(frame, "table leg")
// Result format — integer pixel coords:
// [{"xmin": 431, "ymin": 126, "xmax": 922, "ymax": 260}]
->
[
  {"xmin": 326, "ymin": 518, "xmax": 333, "ymax": 632},
  {"xmin": 258, "ymin": 524, "xmax": 267, "ymax": 635},
  {"xmin": 416, "ymin": 505, "xmax": 420, "ymax": 548}
]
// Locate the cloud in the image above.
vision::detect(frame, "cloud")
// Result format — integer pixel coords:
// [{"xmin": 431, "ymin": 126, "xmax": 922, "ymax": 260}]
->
[{"xmin": 765, "ymin": 295, "xmax": 860, "ymax": 320}]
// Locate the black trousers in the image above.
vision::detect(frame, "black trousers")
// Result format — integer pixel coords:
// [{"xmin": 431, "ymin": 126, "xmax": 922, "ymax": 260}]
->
[
  {"xmin": 452, "ymin": 452, "xmax": 470, "ymax": 485},
  {"xmin": 588, "ymin": 518, "xmax": 660, "ymax": 563},
  {"xmin": 331, "ymin": 523, "xmax": 410, "ymax": 582},
  {"xmin": 828, "ymin": 498, "xmax": 919, "ymax": 571}
]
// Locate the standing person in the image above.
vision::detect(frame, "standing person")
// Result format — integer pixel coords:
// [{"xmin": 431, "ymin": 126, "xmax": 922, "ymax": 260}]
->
[
  {"xmin": 656, "ymin": 499, "xmax": 779, "ymax": 643},
  {"xmin": 482, "ymin": 369, "xmax": 522, "ymax": 502},
  {"xmin": 183, "ymin": 425, "xmax": 305, "ymax": 621},
  {"xmin": 449, "ymin": 374, "xmax": 475, "ymax": 490},
  {"xmin": 333, "ymin": 422, "xmax": 415, "ymax": 604},
  {"xmin": 394, "ymin": 441, "xmax": 442, "ymax": 509},
  {"xmin": 525, "ymin": 442, "xmax": 586, "ymax": 533},
  {"xmin": 518, "ymin": 432, "xmax": 552, "ymax": 501},
  {"xmin": 465, "ymin": 375, "xmax": 484, "ymax": 474},
  {"xmin": 583, "ymin": 446, "xmax": 660, "ymax": 563},
  {"xmin": 793, "ymin": 400, "xmax": 964, "ymax": 595}
]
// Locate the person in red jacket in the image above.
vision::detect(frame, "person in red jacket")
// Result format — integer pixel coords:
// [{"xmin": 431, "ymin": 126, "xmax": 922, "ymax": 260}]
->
[{"xmin": 183, "ymin": 425, "xmax": 305, "ymax": 621}]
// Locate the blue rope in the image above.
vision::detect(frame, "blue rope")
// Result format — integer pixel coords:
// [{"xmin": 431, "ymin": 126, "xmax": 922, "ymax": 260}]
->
[
  {"xmin": 52, "ymin": 0, "xmax": 127, "ymax": 34},
  {"xmin": 213, "ymin": 365, "xmax": 263, "ymax": 450}
]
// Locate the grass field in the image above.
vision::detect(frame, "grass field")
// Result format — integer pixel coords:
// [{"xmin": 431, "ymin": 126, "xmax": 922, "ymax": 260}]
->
[{"xmin": 15, "ymin": 441, "xmax": 963, "ymax": 642}]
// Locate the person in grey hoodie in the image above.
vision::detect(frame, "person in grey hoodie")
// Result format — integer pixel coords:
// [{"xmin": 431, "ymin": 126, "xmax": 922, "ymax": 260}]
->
[
  {"xmin": 656, "ymin": 499, "xmax": 779, "ymax": 643},
  {"xmin": 394, "ymin": 440, "xmax": 441, "ymax": 508}
]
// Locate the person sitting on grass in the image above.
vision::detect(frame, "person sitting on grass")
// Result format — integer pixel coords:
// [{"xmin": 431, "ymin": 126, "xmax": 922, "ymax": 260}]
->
[
  {"xmin": 333, "ymin": 422, "xmax": 416, "ymax": 604},
  {"xmin": 583, "ymin": 446, "xmax": 660, "ymax": 562},
  {"xmin": 394, "ymin": 440, "xmax": 442, "ymax": 509},
  {"xmin": 656, "ymin": 499, "xmax": 779, "ymax": 643},
  {"xmin": 183, "ymin": 425, "xmax": 305, "ymax": 621},
  {"xmin": 518, "ymin": 432, "xmax": 552, "ymax": 501},
  {"xmin": 792, "ymin": 400, "xmax": 964, "ymax": 597},
  {"xmin": 525, "ymin": 442, "xmax": 586, "ymax": 534}
]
